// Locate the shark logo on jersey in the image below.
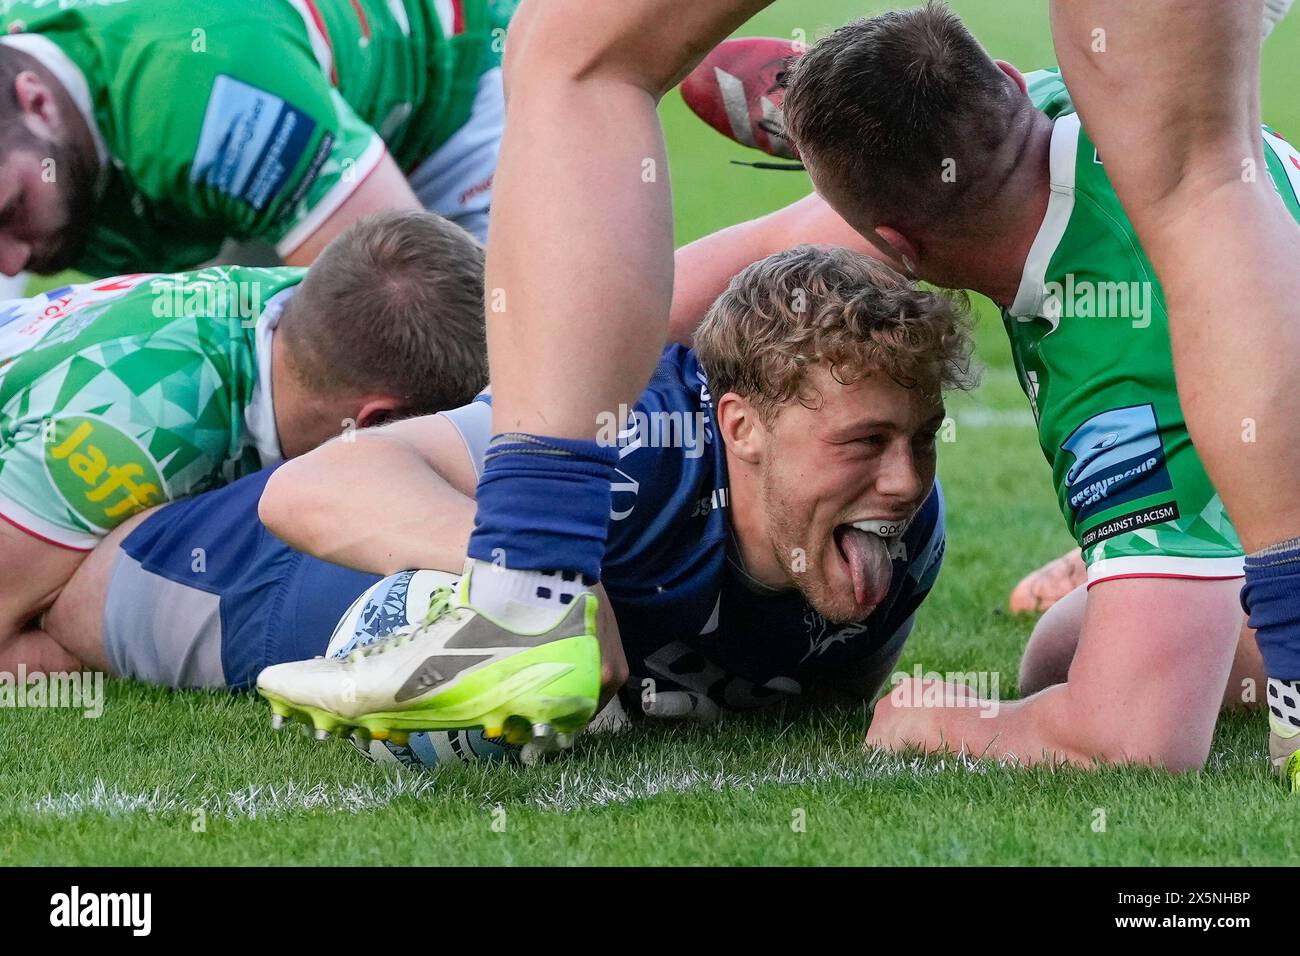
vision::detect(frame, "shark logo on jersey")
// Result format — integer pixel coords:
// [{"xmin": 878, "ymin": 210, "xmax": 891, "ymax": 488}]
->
[
  {"xmin": 800, "ymin": 608, "xmax": 866, "ymax": 662},
  {"xmin": 1062, "ymin": 404, "xmax": 1172, "ymax": 524}
]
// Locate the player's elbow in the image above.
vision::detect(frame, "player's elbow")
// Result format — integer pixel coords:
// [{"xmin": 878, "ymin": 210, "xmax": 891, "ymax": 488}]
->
[
  {"xmin": 501, "ymin": 0, "xmax": 670, "ymax": 101},
  {"xmin": 1093, "ymin": 736, "xmax": 1210, "ymax": 774},
  {"xmin": 1063, "ymin": 712, "xmax": 1213, "ymax": 773},
  {"xmin": 258, "ymin": 465, "xmax": 313, "ymax": 546},
  {"xmin": 1032, "ymin": 683, "xmax": 1213, "ymax": 772}
]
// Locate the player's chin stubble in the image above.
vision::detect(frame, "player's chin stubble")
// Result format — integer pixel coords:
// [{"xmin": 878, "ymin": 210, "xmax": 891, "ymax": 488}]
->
[{"xmin": 761, "ymin": 471, "xmax": 861, "ymax": 624}]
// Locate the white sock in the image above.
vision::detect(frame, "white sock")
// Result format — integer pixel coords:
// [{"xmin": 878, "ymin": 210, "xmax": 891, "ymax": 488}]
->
[
  {"xmin": 466, "ymin": 558, "xmax": 595, "ymax": 618},
  {"xmin": 1269, "ymin": 678, "xmax": 1300, "ymax": 734}
]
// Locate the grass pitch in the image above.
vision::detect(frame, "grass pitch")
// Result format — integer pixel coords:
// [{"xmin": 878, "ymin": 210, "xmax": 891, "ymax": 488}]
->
[{"xmin": 4, "ymin": 0, "xmax": 1299, "ymax": 866}]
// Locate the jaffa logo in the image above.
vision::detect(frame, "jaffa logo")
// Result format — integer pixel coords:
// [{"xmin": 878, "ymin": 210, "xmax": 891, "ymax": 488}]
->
[{"xmin": 43, "ymin": 414, "xmax": 168, "ymax": 531}]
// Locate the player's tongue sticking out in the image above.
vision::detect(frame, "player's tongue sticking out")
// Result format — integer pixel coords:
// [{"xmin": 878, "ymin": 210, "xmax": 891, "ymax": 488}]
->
[{"xmin": 836, "ymin": 523, "xmax": 894, "ymax": 610}]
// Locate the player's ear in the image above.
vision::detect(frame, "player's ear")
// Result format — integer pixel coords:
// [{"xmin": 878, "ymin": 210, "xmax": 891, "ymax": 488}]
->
[
  {"xmin": 354, "ymin": 397, "xmax": 402, "ymax": 430},
  {"xmin": 715, "ymin": 392, "xmax": 765, "ymax": 465},
  {"xmin": 994, "ymin": 59, "xmax": 1028, "ymax": 95},
  {"xmin": 873, "ymin": 226, "xmax": 921, "ymax": 278},
  {"xmin": 13, "ymin": 70, "xmax": 61, "ymax": 134}
]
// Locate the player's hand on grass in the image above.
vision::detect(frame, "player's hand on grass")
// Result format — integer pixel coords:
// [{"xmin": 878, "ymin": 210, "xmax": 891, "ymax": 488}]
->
[{"xmin": 866, "ymin": 677, "xmax": 982, "ymax": 754}]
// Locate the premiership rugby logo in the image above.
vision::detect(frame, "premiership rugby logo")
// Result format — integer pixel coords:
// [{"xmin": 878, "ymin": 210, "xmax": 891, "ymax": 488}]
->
[
  {"xmin": 1060, "ymin": 404, "xmax": 1172, "ymax": 524},
  {"xmin": 43, "ymin": 414, "xmax": 168, "ymax": 531}
]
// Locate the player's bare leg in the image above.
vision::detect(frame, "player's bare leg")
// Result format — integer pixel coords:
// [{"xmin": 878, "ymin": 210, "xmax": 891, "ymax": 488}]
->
[
  {"xmin": 38, "ymin": 511, "xmax": 153, "ymax": 673},
  {"xmin": 1049, "ymin": 0, "xmax": 1300, "ymax": 787}
]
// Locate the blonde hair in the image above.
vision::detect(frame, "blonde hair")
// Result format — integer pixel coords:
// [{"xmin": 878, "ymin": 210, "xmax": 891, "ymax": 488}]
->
[{"xmin": 692, "ymin": 244, "xmax": 976, "ymax": 418}]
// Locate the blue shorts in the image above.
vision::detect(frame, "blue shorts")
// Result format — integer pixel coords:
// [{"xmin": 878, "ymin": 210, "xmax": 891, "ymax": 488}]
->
[{"xmin": 102, "ymin": 468, "xmax": 380, "ymax": 690}]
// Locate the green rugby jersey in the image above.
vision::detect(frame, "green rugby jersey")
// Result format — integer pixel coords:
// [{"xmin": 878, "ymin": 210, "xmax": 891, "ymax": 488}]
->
[
  {"xmin": 0, "ymin": 0, "xmax": 515, "ymax": 275},
  {"xmin": 1004, "ymin": 69, "xmax": 1300, "ymax": 584},
  {"xmin": 0, "ymin": 266, "xmax": 301, "ymax": 549}
]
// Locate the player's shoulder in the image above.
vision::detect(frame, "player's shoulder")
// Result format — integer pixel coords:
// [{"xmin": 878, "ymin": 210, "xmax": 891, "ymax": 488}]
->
[
  {"xmin": 91, "ymin": 2, "xmax": 327, "ymax": 157},
  {"xmin": 614, "ymin": 344, "xmax": 716, "ymax": 473},
  {"xmin": 142, "ymin": 265, "xmax": 304, "ymax": 302},
  {"xmin": 604, "ymin": 345, "xmax": 725, "ymax": 545},
  {"xmin": 639, "ymin": 344, "xmax": 709, "ymax": 409}
]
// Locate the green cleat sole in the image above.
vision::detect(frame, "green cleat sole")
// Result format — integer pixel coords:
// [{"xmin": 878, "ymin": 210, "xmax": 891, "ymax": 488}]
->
[{"xmin": 258, "ymin": 634, "xmax": 600, "ymax": 747}]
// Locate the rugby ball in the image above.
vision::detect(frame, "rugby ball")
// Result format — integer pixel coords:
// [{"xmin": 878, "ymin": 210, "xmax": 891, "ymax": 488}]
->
[
  {"xmin": 326, "ymin": 569, "xmax": 514, "ymax": 770},
  {"xmin": 680, "ymin": 36, "xmax": 802, "ymax": 160}
]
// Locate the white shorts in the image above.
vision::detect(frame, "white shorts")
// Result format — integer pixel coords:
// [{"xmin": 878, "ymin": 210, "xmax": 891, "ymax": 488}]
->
[{"xmin": 407, "ymin": 68, "xmax": 503, "ymax": 243}]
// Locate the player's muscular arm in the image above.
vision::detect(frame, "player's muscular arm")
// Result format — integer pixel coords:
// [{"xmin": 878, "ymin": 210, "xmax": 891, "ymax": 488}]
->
[
  {"xmin": 868, "ymin": 577, "xmax": 1243, "ymax": 770},
  {"xmin": 1019, "ymin": 582, "xmax": 1264, "ymax": 711},
  {"xmin": 489, "ymin": 0, "xmax": 775, "ymax": 442},
  {"xmin": 668, "ymin": 192, "xmax": 881, "ymax": 344},
  {"xmin": 281, "ymin": 153, "xmax": 423, "ymax": 267},
  {"xmin": 506, "ymin": 0, "xmax": 777, "ymax": 99},
  {"xmin": 259, "ymin": 415, "xmax": 478, "ymax": 576}
]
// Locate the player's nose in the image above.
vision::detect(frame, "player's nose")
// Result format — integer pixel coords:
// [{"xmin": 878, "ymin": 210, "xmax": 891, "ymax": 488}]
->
[{"xmin": 875, "ymin": 444, "xmax": 926, "ymax": 505}]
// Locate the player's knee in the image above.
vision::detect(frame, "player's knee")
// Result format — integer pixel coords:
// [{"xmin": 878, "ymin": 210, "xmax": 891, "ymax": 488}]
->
[
  {"xmin": 1018, "ymin": 631, "xmax": 1070, "ymax": 698},
  {"xmin": 1017, "ymin": 653, "xmax": 1054, "ymax": 698}
]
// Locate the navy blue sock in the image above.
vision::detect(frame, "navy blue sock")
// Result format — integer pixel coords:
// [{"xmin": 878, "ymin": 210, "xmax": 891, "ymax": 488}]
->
[
  {"xmin": 1241, "ymin": 538, "xmax": 1300, "ymax": 683},
  {"xmin": 467, "ymin": 432, "xmax": 618, "ymax": 581}
]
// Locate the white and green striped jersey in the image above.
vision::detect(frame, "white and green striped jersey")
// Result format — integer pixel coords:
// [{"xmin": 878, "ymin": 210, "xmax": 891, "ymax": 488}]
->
[
  {"xmin": 0, "ymin": 267, "xmax": 301, "ymax": 548},
  {"xmin": 1002, "ymin": 69, "xmax": 1300, "ymax": 584},
  {"xmin": 0, "ymin": 0, "xmax": 516, "ymax": 275}
]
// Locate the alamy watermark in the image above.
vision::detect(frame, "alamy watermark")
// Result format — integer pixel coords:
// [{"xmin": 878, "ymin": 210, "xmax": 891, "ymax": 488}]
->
[
  {"xmin": 888, "ymin": 665, "xmax": 1001, "ymax": 718},
  {"xmin": 596, "ymin": 405, "xmax": 710, "ymax": 459},
  {"xmin": 150, "ymin": 277, "xmax": 263, "ymax": 325},
  {"xmin": 50, "ymin": 886, "xmax": 150, "ymax": 936},
  {"xmin": 0, "ymin": 667, "xmax": 104, "ymax": 718},
  {"xmin": 1038, "ymin": 275, "xmax": 1153, "ymax": 329}
]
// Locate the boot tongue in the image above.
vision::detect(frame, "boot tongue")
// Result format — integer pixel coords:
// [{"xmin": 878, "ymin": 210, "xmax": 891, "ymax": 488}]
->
[{"xmin": 839, "ymin": 526, "xmax": 894, "ymax": 610}]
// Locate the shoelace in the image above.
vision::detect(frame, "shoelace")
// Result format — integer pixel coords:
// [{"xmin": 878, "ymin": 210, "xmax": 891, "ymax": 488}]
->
[{"xmin": 346, "ymin": 585, "xmax": 457, "ymax": 663}]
